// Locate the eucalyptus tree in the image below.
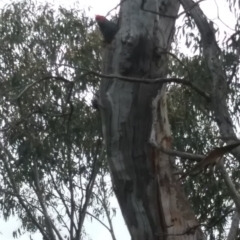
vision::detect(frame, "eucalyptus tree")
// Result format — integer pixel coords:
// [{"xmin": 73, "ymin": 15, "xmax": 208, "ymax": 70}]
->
[{"xmin": 0, "ymin": 0, "xmax": 240, "ymax": 240}]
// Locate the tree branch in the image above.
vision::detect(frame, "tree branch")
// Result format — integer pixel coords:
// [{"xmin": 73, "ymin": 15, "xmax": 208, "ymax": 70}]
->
[
  {"xmin": 180, "ymin": 0, "xmax": 240, "ymax": 181},
  {"xmin": 66, "ymin": 145, "xmax": 75, "ymax": 240},
  {"xmin": 159, "ymin": 50, "xmax": 190, "ymax": 76},
  {"xmin": 177, "ymin": 0, "xmax": 205, "ymax": 18},
  {"xmin": 15, "ymin": 76, "xmax": 71, "ymax": 100},
  {"xmin": 149, "ymin": 140, "xmax": 204, "ymax": 161},
  {"xmin": 218, "ymin": 161, "xmax": 240, "ymax": 213},
  {"xmin": 13, "ymin": 65, "xmax": 210, "ymax": 101},
  {"xmin": 0, "ymin": 144, "xmax": 50, "ymax": 240},
  {"xmin": 75, "ymin": 68, "xmax": 209, "ymax": 100},
  {"xmin": 86, "ymin": 211, "xmax": 111, "ymax": 232},
  {"xmin": 48, "ymin": 167, "xmax": 78, "ymax": 233},
  {"xmin": 96, "ymin": 173, "xmax": 117, "ymax": 240},
  {"xmin": 99, "ymin": 75, "xmax": 208, "ymax": 99},
  {"xmin": 226, "ymin": 30, "xmax": 240, "ymax": 45},
  {"xmin": 227, "ymin": 211, "xmax": 240, "ymax": 240},
  {"xmin": 76, "ymin": 140, "xmax": 103, "ymax": 240},
  {"xmin": 31, "ymin": 150, "xmax": 58, "ymax": 240},
  {"xmin": 50, "ymin": 203, "xmax": 70, "ymax": 233}
]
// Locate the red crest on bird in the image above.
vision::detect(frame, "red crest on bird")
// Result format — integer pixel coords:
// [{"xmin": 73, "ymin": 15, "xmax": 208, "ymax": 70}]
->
[
  {"xmin": 95, "ymin": 14, "xmax": 119, "ymax": 43},
  {"xmin": 95, "ymin": 15, "xmax": 106, "ymax": 23}
]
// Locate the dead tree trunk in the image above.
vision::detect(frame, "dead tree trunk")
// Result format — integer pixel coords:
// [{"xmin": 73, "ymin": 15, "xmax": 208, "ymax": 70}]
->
[{"xmin": 99, "ymin": 0, "xmax": 206, "ymax": 239}]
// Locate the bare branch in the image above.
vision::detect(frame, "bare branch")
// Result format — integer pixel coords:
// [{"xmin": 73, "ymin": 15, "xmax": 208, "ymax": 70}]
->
[
  {"xmin": 25, "ymin": 64, "xmax": 208, "ymax": 100},
  {"xmin": 149, "ymin": 140, "xmax": 204, "ymax": 161},
  {"xmin": 76, "ymin": 67, "xmax": 209, "ymax": 100},
  {"xmin": 94, "ymin": 73, "xmax": 209, "ymax": 99}
]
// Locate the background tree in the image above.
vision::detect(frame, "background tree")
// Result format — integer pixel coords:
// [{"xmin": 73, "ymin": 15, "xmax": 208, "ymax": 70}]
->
[
  {"xmin": 0, "ymin": 1, "xmax": 117, "ymax": 240},
  {"xmin": 0, "ymin": 0, "xmax": 240, "ymax": 240}
]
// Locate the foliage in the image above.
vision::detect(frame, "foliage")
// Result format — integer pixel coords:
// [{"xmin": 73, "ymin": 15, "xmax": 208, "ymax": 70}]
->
[
  {"xmin": 0, "ymin": 1, "xmax": 114, "ymax": 239},
  {"xmin": 167, "ymin": 42, "xmax": 240, "ymax": 239},
  {"xmin": 169, "ymin": 9, "xmax": 240, "ymax": 237},
  {"xmin": 0, "ymin": 0, "xmax": 239, "ymax": 240}
]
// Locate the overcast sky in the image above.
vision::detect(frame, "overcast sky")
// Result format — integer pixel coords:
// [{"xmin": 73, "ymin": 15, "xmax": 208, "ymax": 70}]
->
[{"xmin": 0, "ymin": 0, "xmax": 236, "ymax": 239}]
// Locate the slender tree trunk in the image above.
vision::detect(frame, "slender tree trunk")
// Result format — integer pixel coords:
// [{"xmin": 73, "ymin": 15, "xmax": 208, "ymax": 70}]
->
[{"xmin": 100, "ymin": 0, "xmax": 206, "ymax": 239}]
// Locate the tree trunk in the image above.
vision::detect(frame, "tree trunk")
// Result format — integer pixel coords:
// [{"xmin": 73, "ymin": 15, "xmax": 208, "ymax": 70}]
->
[{"xmin": 99, "ymin": 0, "xmax": 205, "ymax": 239}]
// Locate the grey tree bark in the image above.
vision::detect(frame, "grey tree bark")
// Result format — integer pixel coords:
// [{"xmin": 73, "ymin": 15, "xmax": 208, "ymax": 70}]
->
[
  {"xmin": 99, "ymin": 0, "xmax": 205, "ymax": 239},
  {"xmin": 227, "ymin": 211, "xmax": 240, "ymax": 240}
]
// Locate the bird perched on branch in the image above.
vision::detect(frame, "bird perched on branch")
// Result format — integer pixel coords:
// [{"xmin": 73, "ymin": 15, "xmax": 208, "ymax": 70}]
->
[{"xmin": 95, "ymin": 15, "xmax": 119, "ymax": 43}]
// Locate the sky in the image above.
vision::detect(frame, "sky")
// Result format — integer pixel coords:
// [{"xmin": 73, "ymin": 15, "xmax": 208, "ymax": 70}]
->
[{"xmin": 0, "ymin": 0, "xmax": 237, "ymax": 240}]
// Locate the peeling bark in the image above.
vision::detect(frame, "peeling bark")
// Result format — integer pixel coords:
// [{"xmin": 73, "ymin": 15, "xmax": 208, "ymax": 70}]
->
[{"xmin": 99, "ymin": 0, "xmax": 205, "ymax": 239}]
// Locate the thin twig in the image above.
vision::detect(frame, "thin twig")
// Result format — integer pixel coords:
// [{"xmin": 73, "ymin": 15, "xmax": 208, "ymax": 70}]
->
[
  {"xmin": 160, "ymin": 50, "xmax": 190, "ymax": 75},
  {"xmin": 227, "ymin": 63, "xmax": 238, "ymax": 85},
  {"xmin": 51, "ymin": 203, "xmax": 70, "ymax": 232},
  {"xmin": 206, "ymin": 208, "xmax": 234, "ymax": 230},
  {"xmin": 14, "ymin": 76, "xmax": 71, "ymax": 100},
  {"xmin": 86, "ymin": 211, "xmax": 111, "ymax": 232}
]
